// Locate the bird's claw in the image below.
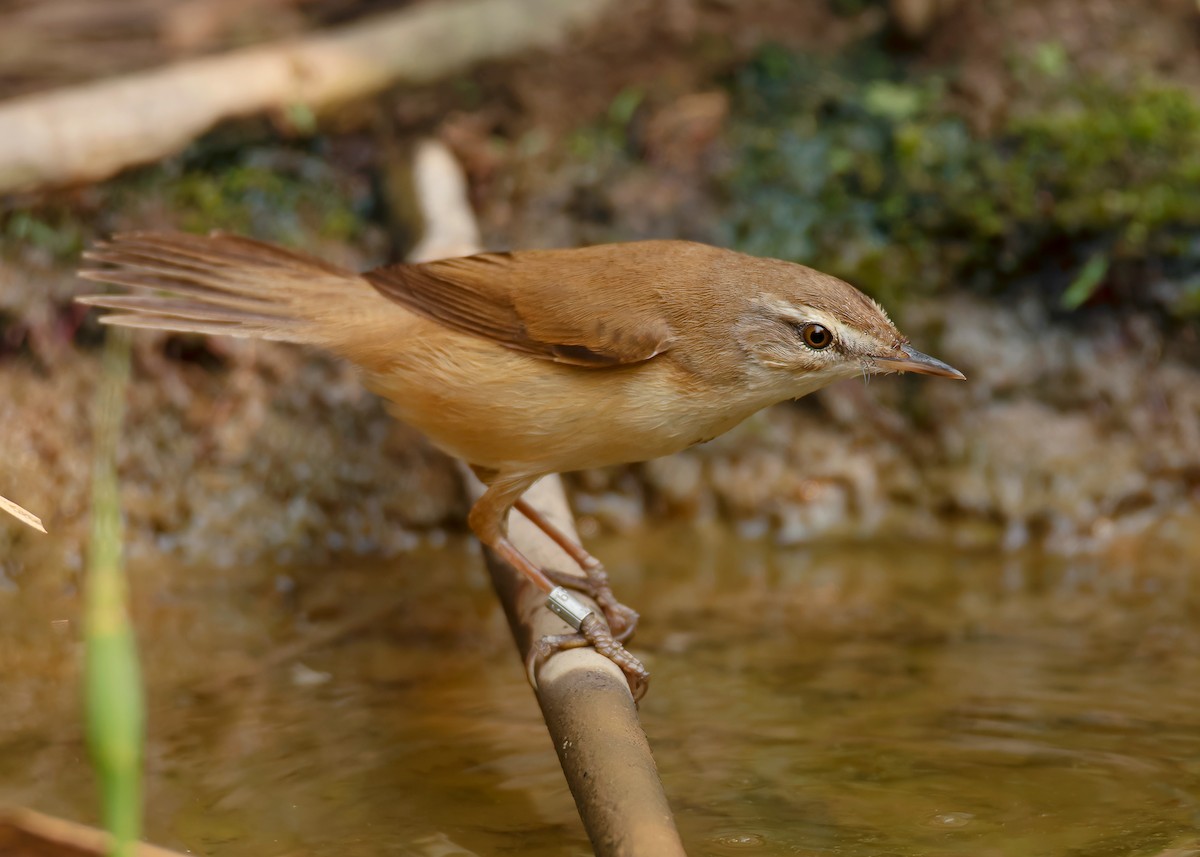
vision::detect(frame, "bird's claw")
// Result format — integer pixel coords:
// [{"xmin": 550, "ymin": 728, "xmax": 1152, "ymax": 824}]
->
[{"xmin": 526, "ymin": 613, "xmax": 649, "ymax": 702}]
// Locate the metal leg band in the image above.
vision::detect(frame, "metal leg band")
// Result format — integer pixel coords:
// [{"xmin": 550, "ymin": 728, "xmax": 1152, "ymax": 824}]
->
[{"xmin": 546, "ymin": 586, "xmax": 595, "ymax": 630}]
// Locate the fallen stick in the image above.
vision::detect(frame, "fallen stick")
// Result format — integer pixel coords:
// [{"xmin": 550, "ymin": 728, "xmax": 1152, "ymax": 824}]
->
[
  {"xmin": 0, "ymin": 808, "xmax": 184, "ymax": 857},
  {"xmin": 0, "ymin": 494, "xmax": 45, "ymax": 533},
  {"xmin": 409, "ymin": 139, "xmax": 688, "ymax": 857},
  {"xmin": 0, "ymin": 0, "xmax": 612, "ymax": 194}
]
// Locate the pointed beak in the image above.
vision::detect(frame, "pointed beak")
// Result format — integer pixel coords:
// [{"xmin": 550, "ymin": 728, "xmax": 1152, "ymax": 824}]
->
[{"xmin": 873, "ymin": 344, "xmax": 965, "ymax": 380}]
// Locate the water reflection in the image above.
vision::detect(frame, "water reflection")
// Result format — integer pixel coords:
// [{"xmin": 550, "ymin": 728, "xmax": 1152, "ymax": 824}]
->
[{"xmin": 1, "ymin": 524, "xmax": 1197, "ymax": 856}]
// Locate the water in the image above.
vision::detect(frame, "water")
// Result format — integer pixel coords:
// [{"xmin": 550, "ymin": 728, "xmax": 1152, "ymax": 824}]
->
[{"xmin": 2, "ymin": 524, "xmax": 1198, "ymax": 856}]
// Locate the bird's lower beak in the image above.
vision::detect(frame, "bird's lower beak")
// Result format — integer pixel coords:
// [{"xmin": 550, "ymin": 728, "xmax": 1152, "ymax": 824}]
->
[{"xmin": 874, "ymin": 344, "xmax": 965, "ymax": 380}]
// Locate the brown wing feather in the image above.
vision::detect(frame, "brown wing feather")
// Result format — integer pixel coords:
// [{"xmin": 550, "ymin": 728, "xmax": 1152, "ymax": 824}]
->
[{"xmin": 362, "ymin": 249, "xmax": 675, "ymax": 368}]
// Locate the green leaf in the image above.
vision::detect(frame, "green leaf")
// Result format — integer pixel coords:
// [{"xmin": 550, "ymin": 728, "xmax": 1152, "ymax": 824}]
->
[
  {"xmin": 1061, "ymin": 253, "xmax": 1109, "ymax": 309},
  {"xmin": 607, "ymin": 88, "xmax": 644, "ymax": 128},
  {"xmin": 863, "ymin": 81, "xmax": 923, "ymax": 122},
  {"xmin": 1032, "ymin": 42, "xmax": 1069, "ymax": 78}
]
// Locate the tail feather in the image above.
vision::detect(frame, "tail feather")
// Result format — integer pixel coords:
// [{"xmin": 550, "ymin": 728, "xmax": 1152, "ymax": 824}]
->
[
  {"xmin": 96, "ymin": 231, "xmax": 349, "ymax": 275},
  {"xmin": 83, "ymin": 246, "xmax": 279, "ymax": 286},
  {"xmin": 87, "ymin": 314, "xmax": 281, "ymax": 340},
  {"xmin": 77, "ymin": 231, "xmax": 364, "ymax": 345},
  {"xmin": 75, "ymin": 294, "xmax": 286, "ymax": 325},
  {"xmin": 77, "ymin": 269, "xmax": 279, "ymax": 312}
]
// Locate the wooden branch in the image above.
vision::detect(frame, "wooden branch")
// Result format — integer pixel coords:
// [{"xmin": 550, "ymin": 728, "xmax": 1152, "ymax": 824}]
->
[
  {"xmin": 408, "ymin": 139, "xmax": 687, "ymax": 857},
  {"xmin": 0, "ymin": 0, "xmax": 613, "ymax": 194}
]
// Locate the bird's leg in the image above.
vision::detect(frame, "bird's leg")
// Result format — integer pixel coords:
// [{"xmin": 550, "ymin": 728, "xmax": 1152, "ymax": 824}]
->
[
  {"xmin": 514, "ymin": 497, "xmax": 639, "ymax": 643},
  {"xmin": 470, "ymin": 477, "xmax": 648, "ymax": 699}
]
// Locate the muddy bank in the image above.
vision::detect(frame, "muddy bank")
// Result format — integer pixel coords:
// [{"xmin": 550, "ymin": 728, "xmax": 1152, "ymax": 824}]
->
[{"xmin": 2, "ymin": 0, "xmax": 1199, "ymax": 573}]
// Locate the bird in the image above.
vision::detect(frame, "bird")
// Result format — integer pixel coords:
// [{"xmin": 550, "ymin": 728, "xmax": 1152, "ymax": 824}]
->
[{"xmin": 77, "ymin": 232, "xmax": 964, "ymax": 699}]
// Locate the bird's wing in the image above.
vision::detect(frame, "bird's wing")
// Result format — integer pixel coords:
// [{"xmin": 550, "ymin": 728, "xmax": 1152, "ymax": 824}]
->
[{"xmin": 362, "ymin": 248, "xmax": 676, "ymax": 367}]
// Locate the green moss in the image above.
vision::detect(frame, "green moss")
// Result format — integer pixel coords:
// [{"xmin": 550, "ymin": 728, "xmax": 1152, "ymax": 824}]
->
[
  {"xmin": 113, "ymin": 144, "xmax": 370, "ymax": 245},
  {"xmin": 565, "ymin": 86, "xmax": 645, "ymax": 167},
  {"xmin": 175, "ymin": 163, "xmax": 363, "ymax": 242},
  {"xmin": 719, "ymin": 44, "xmax": 1200, "ymax": 314},
  {"xmin": 1, "ymin": 208, "xmax": 87, "ymax": 262},
  {"xmin": 1, "ymin": 142, "xmax": 371, "ymax": 268}
]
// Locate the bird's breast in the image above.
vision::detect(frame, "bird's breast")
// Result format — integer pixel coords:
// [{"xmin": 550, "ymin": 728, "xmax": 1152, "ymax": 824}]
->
[{"xmin": 361, "ymin": 324, "xmax": 766, "ymax": 477}]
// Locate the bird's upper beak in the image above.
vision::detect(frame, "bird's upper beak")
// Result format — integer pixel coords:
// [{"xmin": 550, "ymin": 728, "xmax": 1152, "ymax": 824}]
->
[{"xmin": 873, "ymin": 344, "xmax": 965, "ymax": 380}]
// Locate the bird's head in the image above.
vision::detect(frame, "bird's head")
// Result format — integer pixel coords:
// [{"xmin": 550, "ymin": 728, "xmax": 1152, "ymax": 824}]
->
[{"xmin": 731, "ymin": 257, "xmax": 964, "ymax": 399}]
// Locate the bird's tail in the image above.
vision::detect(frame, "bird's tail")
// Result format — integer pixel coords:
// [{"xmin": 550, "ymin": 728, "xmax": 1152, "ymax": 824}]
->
[{"xmin": 77, "ymin": 231, "xmax": 377, "ymax": 347}]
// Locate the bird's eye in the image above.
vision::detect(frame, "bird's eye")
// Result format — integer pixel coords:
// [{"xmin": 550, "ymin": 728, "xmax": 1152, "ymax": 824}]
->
[{"xmin": 800, "ymin": 323, "xmax": 832, "ymax": 350}]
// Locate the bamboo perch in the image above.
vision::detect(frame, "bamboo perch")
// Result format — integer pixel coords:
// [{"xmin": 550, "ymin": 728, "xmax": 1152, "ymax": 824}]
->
[
  {"xmin": 0, "ymin": 0, "xmax": 613, "ymax": 194},
  {"xmin": 486, "ymin": 478, "xmax": 688, "ymax": 857},
  {"xmin": 408, "ymin": 140, "xmax": 688, "ymax": 857}
]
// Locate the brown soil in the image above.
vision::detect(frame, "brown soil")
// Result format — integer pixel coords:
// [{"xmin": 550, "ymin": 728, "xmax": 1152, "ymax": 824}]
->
[{"xmin": 924, "ymin": 0, "xmax": 1200, "ymax": 132}]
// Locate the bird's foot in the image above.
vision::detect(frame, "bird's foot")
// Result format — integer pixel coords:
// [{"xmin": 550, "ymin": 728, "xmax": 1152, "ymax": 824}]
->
[
  {"xmin": 542, "ymin": 562, "xmax": 639, "ymax": 643},
  {"xmin": 526, "ymin": 613, "xmax": 649, "ymax": 702}
]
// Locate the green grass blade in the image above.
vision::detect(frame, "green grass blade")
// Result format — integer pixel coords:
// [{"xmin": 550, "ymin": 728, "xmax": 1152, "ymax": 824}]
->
[{"xmin": 84, "ymin": 329, "xmax": 144, "ymax": 857}]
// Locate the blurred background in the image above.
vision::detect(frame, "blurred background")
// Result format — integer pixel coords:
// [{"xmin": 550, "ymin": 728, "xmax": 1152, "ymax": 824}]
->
[{"xmin": 1, "ymin": 1, "xmax": 1199, "ymax": 855}]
